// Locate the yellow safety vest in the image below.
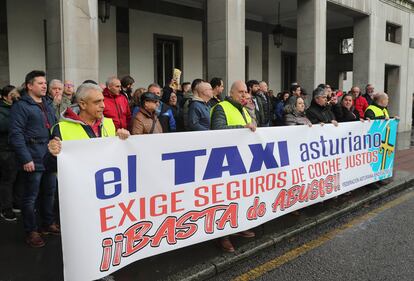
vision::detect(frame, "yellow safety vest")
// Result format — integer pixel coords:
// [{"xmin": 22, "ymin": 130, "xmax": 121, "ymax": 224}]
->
[
  {"xmin": 365, "ymin": 105, "xmax": 389, "ymax": 119},
  {"xmin": 213, "ymin": 100, "xmax": 252, "ymax": 126},
  {"xmin": 58, "ymin": 117, "xmax": 116, "ymax": 141}
]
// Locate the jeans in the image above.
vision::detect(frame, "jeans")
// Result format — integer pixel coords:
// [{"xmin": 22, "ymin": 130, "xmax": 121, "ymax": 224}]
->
[{"xmin": 22, "ymin": 171, "xmax": 57, "ymax": 233}]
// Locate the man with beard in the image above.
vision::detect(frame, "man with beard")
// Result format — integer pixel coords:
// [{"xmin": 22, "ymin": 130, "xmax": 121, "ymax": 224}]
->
[
  {"xmin": 247, "ymin": 80, "xmax": 272, "ymax": 127},
  {"xmin": 120, "ymin": 75, "xmax": 135, "ymax": 101}
]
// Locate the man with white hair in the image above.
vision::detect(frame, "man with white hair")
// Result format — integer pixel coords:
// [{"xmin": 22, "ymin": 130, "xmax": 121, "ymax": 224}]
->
[
  {"xmin": 102, "ymin": 76, "xmax": 131, "ymax": 130},
  {"xmin": 48, "ymin": 83, "xmax": 130, "ymax": 144},
  {"xmin": 259, "ymin": 81, "xmax": 268, "ymax": 94},
  {"xmin": 62, "ymin": 79, "xmax": 75, "ymax": 111},
  {"xmin": 306, "ymin": 86, "xmax": 338, "ymax": 125},
  {"xmin": 48, "ymin": 79, "xmax": 63, "ymax": 120}
]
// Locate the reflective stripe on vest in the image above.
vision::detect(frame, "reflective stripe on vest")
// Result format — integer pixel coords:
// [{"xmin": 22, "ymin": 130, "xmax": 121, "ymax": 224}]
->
[
  {"xmin": 365, "ymin": 105, "xmax": 389, "ymax": 118},
  {"xmin": 59, "ymin": 117, "xmax": 116, "ymax": 140},
  {"xmin": 216, "ymin": 100, "xmax": 252, "ymax": 126}
]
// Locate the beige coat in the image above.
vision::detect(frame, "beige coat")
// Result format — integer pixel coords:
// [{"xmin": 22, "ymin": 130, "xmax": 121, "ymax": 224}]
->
[{"xmin": 131, "ymin": 108, "xmax": 163, "ymax": 135}]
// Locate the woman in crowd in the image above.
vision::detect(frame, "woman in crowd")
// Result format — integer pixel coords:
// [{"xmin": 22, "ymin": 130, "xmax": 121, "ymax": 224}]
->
[
  {"xmin": 284, "ymin": 96, "xmax": 311, "ymax": 126},
  {"xmin": 334, "ymin": 93, "xmax": 360, "ymax": 122}
]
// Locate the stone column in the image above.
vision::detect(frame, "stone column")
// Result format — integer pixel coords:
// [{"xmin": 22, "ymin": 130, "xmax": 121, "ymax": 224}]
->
[
  {"xmin": 46, "ymin": 0, "xmax": 99, "ymax": 86},
  {"xmin": 45, "ymin": 0, "xmax": 63, "ymax": 80},
  {"xmin": 262, "ymin": 31, "xmax": 269, "ymax": 83},
  {"xmin": 207, "ymin": 0, "xmax": 245, "ymax": 93},
  {"xmin": 116, "ymin": 6, "xmax": 130, "ymax": 78},
  {"xmin": 353, "ymin": 15, "xmax": 374, "ymax": 89},
  {"xmin": 0, "ymin": 0, "xmax": 9, "ymax": 85},
  {"xmin": 297, "ymin": 0, "xmax": 326, "ymax": 95}
]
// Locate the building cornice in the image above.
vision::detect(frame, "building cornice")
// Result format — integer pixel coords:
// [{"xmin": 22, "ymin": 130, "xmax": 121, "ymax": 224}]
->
[{"xmin": 380, "ymin": 0, "xmax": 414, "ymax": 12}]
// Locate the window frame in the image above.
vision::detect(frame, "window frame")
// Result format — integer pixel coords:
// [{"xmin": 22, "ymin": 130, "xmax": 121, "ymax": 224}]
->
[
  {"xmin": 153, "ymin": 34, "xmax": 184, "ymax": 87},
  {"xmin": 385, "ymin": 22, "xmax": 402, "ymax": 44}
]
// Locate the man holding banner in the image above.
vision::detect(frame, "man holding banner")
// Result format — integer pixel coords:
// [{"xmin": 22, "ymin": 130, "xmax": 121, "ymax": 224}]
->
[
  {"xmin": 47, "ymin": 83, "xmax": 130, "ymax": 156},
  {"xmin": 211, "ymin": 80, "xmax": 257, "ymax": 252},
  {"xmin": 211, "ymin": 80, "xmax": 256, "ymax": 132},
  {"xmin": 364, "ymin": 92, "xmax": 398, "ymax": 120}
]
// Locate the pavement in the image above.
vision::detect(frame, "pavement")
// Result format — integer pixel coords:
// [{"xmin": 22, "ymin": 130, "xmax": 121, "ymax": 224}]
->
[
  {"xmin": 211, "ymin": 187, "xmax": 414, "ymax": 281},
  {"xmin": 0, "ymin": 129, "xmax": 413, "ymax": 281}
]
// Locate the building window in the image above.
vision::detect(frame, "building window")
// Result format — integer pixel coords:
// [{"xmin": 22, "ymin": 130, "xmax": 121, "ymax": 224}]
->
[
  {"xmin": 386, "ymin": 22, "xmax": 401, "ymax": 44},
  {"xmin": 339, "ymin": 38, "xmax": 353, "ymax": 54},
  {"xmin": 281, "ymin": 52, "xmax": 296, "ymax": 91},
  {"xmin": 154, "ymin": 34, "xmax": 183, "ymax": 87}
]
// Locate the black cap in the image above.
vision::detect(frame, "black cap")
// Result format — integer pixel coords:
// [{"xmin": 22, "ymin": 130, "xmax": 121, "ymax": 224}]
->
[{"xmin": 140, "ymin": 92, "xmax": 160, "ymax": 105}]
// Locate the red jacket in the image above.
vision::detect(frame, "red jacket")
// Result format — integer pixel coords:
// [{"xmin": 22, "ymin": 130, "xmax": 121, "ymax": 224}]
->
[
  {"xmin": 353, "ymin": 95, "xmax": 368, "ymax": 118},
  {"xmin": 103, "ymin": 88, "xmax": 131, "ymax": 130}
]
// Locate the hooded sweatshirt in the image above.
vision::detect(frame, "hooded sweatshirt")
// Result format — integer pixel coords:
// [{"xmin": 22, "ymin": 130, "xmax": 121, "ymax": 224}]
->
[
  {"xmin": 52, "ymin": 105, "xmax": 107, "ymax": 139},
  {"xmin": 45, "ymin": 105, "xmax": 115, "ymax": 172}
]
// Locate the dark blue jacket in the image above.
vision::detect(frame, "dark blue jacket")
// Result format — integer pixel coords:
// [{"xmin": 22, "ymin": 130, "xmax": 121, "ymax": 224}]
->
[
  {"xmin": 273, "ymin": 100, "xmax": 285, "ymax": 126},
  {"xmin": 156, "ymin": 101, "xmax": 176, "ymax": 132},
  {"xmin": 187, "ymin": 98, "xmax": 210, "ymax": 131},
  {"xmin": 9, "ymin": 93, "xmax": 56, "ymax": 171}
]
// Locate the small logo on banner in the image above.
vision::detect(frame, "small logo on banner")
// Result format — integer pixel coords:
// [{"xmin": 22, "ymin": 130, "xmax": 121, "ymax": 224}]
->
[
  {"xmin": 368, "ymin": 120, "xmax": 398, "ymax": 180},
  {"xmin": 379, "ymin": 125, "xmax": 395, "ymax": 170}
]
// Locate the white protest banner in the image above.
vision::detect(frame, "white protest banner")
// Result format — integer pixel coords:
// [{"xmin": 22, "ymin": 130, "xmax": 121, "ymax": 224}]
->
[{"xmin": 58, "ymin": 119, "xmax": 398, "ymax": 280}]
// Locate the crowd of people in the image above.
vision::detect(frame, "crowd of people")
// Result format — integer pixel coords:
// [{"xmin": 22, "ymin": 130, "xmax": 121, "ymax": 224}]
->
[{"xmin": 0, "ymin": 69, "xmax": 397, "ymax": 251}]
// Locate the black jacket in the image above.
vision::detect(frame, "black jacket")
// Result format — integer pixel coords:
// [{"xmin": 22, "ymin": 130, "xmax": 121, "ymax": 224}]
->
[
  {"xmin": 253, "ymin": 92, "xmax": 272, "ymax": 126},
  {"xmin": 363, "ymin": 93, "xmax": 373, "ymax": 105},
  {"xmin": 334, "ymin": 105, "xmax": 360, "ymax": 122},
  {"xmin": 208, "ymin": 96, "xmax": 221, "ymax": 108},
  {"xmin": 157, "ymin": 102, "xmax": 176, "ymax": 133},
  {"xmin": 0, "ymin": 100, "xmax": 13, "ymax": 151},
  {"xmin": 306, "ymin": 100, "xmax": 336, "ymax": 124}
]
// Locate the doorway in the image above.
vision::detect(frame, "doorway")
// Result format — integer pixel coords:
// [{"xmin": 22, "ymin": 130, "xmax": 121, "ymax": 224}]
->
[
  {"xmin": 281, "ymin": 52, "xmax": 296, "ymax": 91},
  {"xmin": 384, "ymin": 64, "xmax": 400, "ymax": 116},
  {"xmin": 154, "ymin": 34, "xmax": 183, "ymax": 87}
]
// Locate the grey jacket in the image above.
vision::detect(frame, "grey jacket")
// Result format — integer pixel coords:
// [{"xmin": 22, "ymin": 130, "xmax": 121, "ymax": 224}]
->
[{"xmin": 284, "ymin": 111, "xmax": 311, "ymax": 126}]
